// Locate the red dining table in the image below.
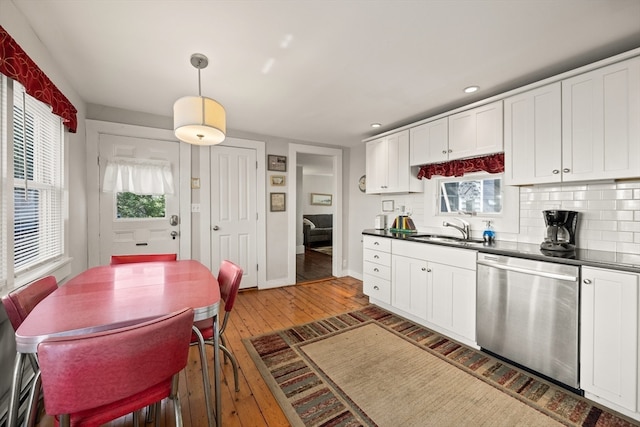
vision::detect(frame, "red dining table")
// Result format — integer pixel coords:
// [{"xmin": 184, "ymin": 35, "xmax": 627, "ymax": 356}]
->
[{"xmin": 7, "ymin": 260, "xmax": 222, "ymax": 427}]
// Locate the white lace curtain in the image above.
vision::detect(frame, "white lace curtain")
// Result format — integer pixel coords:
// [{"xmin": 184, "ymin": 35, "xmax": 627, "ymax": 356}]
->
[{"xmin": 102, "ymin": 157, "xmax": 175, "ymax": 195}]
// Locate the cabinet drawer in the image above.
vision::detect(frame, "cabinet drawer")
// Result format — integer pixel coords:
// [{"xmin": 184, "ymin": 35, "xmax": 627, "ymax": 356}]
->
[
  {"xmin": 363, "ymin": 235, "xmax": 391, "ymax": 252},
  {"xmin": 363, "ymin": 274, "xmax": 391, "ymax": 304},
  {"xmin": 393, "ymin": 240, "xmax": 477, "ymax": 270},
  {"xmin": 364, "ymin": 248, "xmax": 391, "ymax": 266},
  {"xmin": 364, "ymin": 261, "xmax": 390, "ymax": 280}
]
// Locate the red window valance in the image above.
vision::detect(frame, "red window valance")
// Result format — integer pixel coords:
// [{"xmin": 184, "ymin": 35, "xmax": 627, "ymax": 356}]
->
[
  {"xmin": 0, "ymin": 25, "xmax": 77, "ymax": 133},
  {"xmin": 417, "ymin": 152, "xmax": 504, "ymax": 180}
]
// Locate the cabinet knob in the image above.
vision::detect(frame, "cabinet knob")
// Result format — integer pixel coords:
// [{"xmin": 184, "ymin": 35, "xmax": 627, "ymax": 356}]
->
[
  {"xmin": 552, "ymin": 169, "xmax": 560, "ymax": 174},
  {"xmin": 427, "ymin": 268, "xmax": 432, "ymax": 272},
  {"xmin": 374, "ymin": 255, "xmax": 379, "ymax": 259},
  {"xmin": 448, "ymin": 149, "xmax": 452, "ymax": 153},
  {"xmin": 421, "ymin": 267, "xmax": 427, "ymax": 271},
  {"xmin": 563, "ymin": 168, "xmax": 570, "ymax": 173},
  {"xmin": 583, "ymin": 279, "xmax": 592, "ymax": 285},
  {"xmin": 374, "ymin": 242, "xmax": 379, "ymax": 245},
  {"xmin": 373, "ymin": 268, "xmax": 379, "ymax": 272},
  {"xmin": 442, "ymin": 150, "xmax": 447, "ymax": 155},
  {"xmin": 373, "ymin": 285, "xmax": 379, "ymax": 290}
]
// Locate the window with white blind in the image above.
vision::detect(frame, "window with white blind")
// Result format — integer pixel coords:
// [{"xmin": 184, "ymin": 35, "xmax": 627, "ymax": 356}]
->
[{"xmin": 0, "ymin": 77, "xmax": 65, "ymax": 289}]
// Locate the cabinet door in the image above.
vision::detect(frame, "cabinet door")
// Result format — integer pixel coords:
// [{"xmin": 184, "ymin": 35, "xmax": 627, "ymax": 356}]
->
[
  {"xmin": 581, "ymin": 267, "xmax": 638, "ymax": 411},
  {"xmin": 448, "ymin": 100, "xmax": 503, "ymax": 160},
  {"xmin": 392, "ymin": 255, "xmax": 429, "ymax": 320},
  {"xmin": 385, "ymin": 130, "xmax": 410, "ymax": 193},
  {"xmin": 365, "ymin": 137, "xmax": 387, "ymax": 193},
  {"xmin": 409, "ymin": 118, "xmax": 448, "ymax": 165},
  {"xmin": 562, "ymin": 57, "xmax": 640, "ymax": 181},
  {"xmin": 504, "ymin": 82, "xmax": 562, "ymax": 185},
  {"xmin": 428, "ymin": 263, "xmax": 476, "ymax": 341}
]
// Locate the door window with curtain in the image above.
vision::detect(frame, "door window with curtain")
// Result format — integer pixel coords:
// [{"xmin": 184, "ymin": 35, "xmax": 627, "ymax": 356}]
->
[{"xmin": 0, "ymin": 77, "xmax": 64, "ymax": 291}]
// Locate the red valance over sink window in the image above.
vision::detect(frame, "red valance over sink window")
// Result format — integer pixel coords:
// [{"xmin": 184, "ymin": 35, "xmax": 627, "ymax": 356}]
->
[{"xmin": 417, "ymin": 152, "xmax": 504, "ymax": 179}]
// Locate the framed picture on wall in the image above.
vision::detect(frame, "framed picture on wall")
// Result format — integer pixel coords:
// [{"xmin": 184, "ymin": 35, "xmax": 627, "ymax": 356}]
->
[
  {"xmin": 310, "ymin": 193, "xmax": 332, "ymax": 206},
  {"xmin": 270, "ymin": 175, "xmax": 286, "ymax": 186},
  {"xmin": 267, "ymin": 155, "xmax": 287, "ymax": 172},
  {"xmin": 270, "ymin": 192, "xmax": 286, "ymax": 212}
]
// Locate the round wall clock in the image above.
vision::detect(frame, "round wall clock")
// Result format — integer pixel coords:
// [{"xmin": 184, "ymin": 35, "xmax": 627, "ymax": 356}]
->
[
  {"xmin": 458, "ymin": 181, "xmax": 480, "ymax": 201},
  {"xmin": 358, "ymin": 175, "xmax": 366, "ymax": 192}
]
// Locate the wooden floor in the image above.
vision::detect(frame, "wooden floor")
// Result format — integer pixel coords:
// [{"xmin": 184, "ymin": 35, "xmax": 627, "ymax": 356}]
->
[
  {"xmin": 296, "ymin": 247, "xmax": 332, "ymax": 283},
  {"xmin": 34, "ymin": 276, "xmax": 369, "ymax": 427}
]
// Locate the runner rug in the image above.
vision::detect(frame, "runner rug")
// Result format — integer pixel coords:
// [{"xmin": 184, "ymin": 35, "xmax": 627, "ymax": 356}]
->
[{"xmin": 243, "ymin": 305, "xmax": 637, "ymax": 427}]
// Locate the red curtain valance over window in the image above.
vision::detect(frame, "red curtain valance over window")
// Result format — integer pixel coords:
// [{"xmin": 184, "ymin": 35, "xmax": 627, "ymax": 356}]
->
[
  {"xmin": 417, "ymin": 152, "xmax": 504, "ymax": 180},
  {"xmin": 0, "ymin": 26, "xmax": 77, "ymax": 133}
]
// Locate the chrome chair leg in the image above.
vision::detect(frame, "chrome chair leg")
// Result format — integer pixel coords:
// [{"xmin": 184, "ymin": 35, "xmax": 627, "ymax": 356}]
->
[
  {"xmin": 192, "ymin": 326, "xmax": 214, "ymax": 427},
  {"xmin": 220, "ymin": 344, "xmax": 239, "ymax": 392},
  {"xmin": 26, "ymin": 370, "xmax": 41, "ymax": 427}
]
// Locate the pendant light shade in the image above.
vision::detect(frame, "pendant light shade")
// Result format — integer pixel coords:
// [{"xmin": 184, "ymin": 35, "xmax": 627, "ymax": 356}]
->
[{"xmin": 173, "ymin": 54, "xmax": 226, "ymax": 145}]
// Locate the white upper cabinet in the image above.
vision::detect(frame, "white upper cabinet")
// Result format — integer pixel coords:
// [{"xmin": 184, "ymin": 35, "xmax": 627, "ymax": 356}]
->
[
  {"xmin": 365, "ymin": 130, "xmax": 423, "ymax": 194},
  {"xmin": 448, "ymin": 100, "xmax": 503, "ymax": 160},
  {"xmin": 562, "ymin": 56, "xmax": 640, "ymax": 182},
  {"xmin": 409, "ymin": 117, "xmax": 448, "ymax": 165},
  {"xmin": 504, "ymin": 82, "xmax": 562, "ymax": 185}
]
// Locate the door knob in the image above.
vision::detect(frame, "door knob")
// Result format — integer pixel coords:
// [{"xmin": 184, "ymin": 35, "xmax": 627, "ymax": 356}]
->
[
  {"xmin": 212, "ymin": 225, "xmax": 220, "ymax": 231},
  {"xmin": 170, "ymin": 231, "xmax": 178, "ymax": 240}
]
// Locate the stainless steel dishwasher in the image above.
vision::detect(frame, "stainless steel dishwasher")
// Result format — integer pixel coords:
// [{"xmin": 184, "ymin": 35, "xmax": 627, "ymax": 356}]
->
[{"xmin": 476, "ymin": 253, "xmax": 580, "ymax": 390}]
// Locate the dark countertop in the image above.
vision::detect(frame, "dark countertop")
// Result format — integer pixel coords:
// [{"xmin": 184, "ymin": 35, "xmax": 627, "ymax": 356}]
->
[{"xmin": 362, "ymin": 229, "xmax": 640, "ymax": 274}]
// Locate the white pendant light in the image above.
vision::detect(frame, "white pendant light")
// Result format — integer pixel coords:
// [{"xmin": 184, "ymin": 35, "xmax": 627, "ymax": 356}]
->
[{"xmin": 174, "ymin": 53, "xmax": 226, "ymax": 145}]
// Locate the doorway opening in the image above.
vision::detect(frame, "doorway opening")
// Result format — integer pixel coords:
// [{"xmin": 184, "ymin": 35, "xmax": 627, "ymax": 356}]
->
[
  {"xmin": 287, "ymin": 144, "xmax": 343, "ymax": 285},
  {"xmin": 296, "ymin": 154, "xmax": 334, "ymax": 283}
]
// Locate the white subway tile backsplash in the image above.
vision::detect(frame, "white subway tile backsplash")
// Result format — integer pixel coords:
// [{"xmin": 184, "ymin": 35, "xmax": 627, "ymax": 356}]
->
[
  {"xmin": 616, "ymin": 242, "xmax": 640, "ymax": 254},
  {"xmin": 601, "ymin": 210, "xmax": 635, "ymax": 221},
  {"xmin": 549, "ymin": 192, "xmax": 574, "ymax": 201},
  {"xmin": 617, "ymin": 200, "xmax": 640, "ymax": 210},
  {"xmin": 586, "ymin": 182, "xmax": 617, "ymax": 190},
  {"xmin": 515, "ymin": 179, "xmax": 640, "ymax": 255},
  {"xmin": 619, "ymin": 221, "xmax": 640, "ymax": 232},
  {"xmin": 587, "ymin": 200, "xmax": 617, "ymax": 210}
]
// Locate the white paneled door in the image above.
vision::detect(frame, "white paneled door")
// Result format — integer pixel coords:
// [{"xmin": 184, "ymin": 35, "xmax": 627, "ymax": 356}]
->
[
  {"xmin": 210, "ymin": 146, "xmax": 257, "ymax": 289},
  {"xmin": 98, "ymin": 134, "xmax": 181, "ymax": 266}
]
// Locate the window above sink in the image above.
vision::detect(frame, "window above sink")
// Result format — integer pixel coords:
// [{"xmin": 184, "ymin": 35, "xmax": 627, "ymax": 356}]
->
[
  {"xmin": 439, "ymin": 176, "xmax": 502, "ymax": 215},
  {"xmin": 423, "ymin": 171, "xmax": 520, "ymax": 235}
]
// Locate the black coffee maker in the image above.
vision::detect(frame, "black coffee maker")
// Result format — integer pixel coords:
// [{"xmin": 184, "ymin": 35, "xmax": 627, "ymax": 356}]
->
[{"xmin": 541, "ymin": 210, "xmax": 578, "ymax": 252}]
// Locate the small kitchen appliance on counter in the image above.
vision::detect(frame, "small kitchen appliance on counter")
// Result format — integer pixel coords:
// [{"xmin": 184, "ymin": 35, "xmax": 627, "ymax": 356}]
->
[
  {"xmin": 375, "ymin": 214, "xmax": 387, "ymax": 230},
  {"xmin": 540, "ymin": 210, "xmax": 578, "ymax": 252}
]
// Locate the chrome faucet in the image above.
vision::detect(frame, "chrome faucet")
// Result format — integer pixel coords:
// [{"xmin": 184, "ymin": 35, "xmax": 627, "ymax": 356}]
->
[{"xmin": 443, "ymin": 218, "xmax": 470, "ymax": 240}]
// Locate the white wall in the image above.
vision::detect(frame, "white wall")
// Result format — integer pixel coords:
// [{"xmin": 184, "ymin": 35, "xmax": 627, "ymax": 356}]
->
[{"xmin": 302, "ymin": 174, "xmax": 334, "ymax": 214}]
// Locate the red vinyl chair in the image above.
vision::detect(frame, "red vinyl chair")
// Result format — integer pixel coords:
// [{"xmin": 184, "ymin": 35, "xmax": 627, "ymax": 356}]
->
[
  {"xmin": 110, "ymin": 253, "xmax": 177, "ymax": 265},
  {"xmin": 37, "ymin": 308, "xmax": 194, "ymax": 427},
  {"xmin": 2, "ymin": 275, "xmax": 58, "ymax": 427},
  {"xmin": 191, "ymin": 260, "xmax": 243, "ymax": 423}
]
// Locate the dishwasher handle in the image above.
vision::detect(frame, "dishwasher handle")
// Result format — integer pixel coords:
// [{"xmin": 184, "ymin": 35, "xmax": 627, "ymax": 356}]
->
[{"xmin": 477, "ymin": 259, "xmax": 578, "ymax": 282}]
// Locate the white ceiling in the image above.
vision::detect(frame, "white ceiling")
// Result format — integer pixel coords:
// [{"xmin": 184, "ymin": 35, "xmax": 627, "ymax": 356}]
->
[{"xmin": 11, "ymin": 0, "xmax": 640, "ymax": 148}]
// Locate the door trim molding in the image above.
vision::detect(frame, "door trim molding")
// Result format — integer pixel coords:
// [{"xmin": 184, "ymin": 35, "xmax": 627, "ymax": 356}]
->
[
  {"xmin": 286, "ymin": 144, "xmax": 343, "ymax": 285},
  {"xmin": 86, "ymin": 120, "xmax": 191, "ymax": 267}
]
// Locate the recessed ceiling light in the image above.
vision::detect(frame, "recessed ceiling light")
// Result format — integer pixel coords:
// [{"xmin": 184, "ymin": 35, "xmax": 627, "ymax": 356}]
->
[
  {"xmin": 371, "ymin": 123, "xmax": 382, "ymax": 128},
  {"xmin": 464, "ymin": 86, "xmax": 479, "ymax": 94}
]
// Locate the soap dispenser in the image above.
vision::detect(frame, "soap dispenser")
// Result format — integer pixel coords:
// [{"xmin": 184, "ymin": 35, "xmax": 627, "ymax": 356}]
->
[{"xmin": 483, "ymin": 220, "xmax": 495, "ymax": 244}]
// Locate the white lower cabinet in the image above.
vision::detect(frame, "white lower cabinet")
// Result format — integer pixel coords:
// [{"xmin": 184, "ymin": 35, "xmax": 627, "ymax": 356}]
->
[
  {"xmin": 390, "ymin": 240, "xmax": 477, "ymax": 346},
  {"xmin": 392, "ymin": 254, "xmax": 429, "ymax": 320},
  {"xmin": 581, "ymin": 266, "xmax": 639, "ymax": 418},
  {"xmin": 427, "ymin": 262, "xmax": 476, "ymax": 341}
]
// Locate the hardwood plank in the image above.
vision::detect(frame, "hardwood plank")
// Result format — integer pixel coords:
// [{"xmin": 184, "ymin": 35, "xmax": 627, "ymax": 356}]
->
[{"xmin": 34, "ymin": 277, "xmax": 367, "ymax": 427}]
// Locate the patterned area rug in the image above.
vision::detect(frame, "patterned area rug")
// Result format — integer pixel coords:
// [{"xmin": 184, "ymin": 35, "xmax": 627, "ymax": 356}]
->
[{"xmin": 244, "ymin": 305, "xmax": 639, "ymax": 427}]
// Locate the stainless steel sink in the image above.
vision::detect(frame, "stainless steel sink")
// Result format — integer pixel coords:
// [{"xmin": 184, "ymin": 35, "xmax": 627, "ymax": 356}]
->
[{"xmin": 410, "ymin": 234, "xmax": 485, "ymax": 246}]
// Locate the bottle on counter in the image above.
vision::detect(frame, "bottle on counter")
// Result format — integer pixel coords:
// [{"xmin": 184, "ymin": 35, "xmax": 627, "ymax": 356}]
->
[{"xmin": 483, "ymin": 220, "xmax": 495, "ymax": 244}]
